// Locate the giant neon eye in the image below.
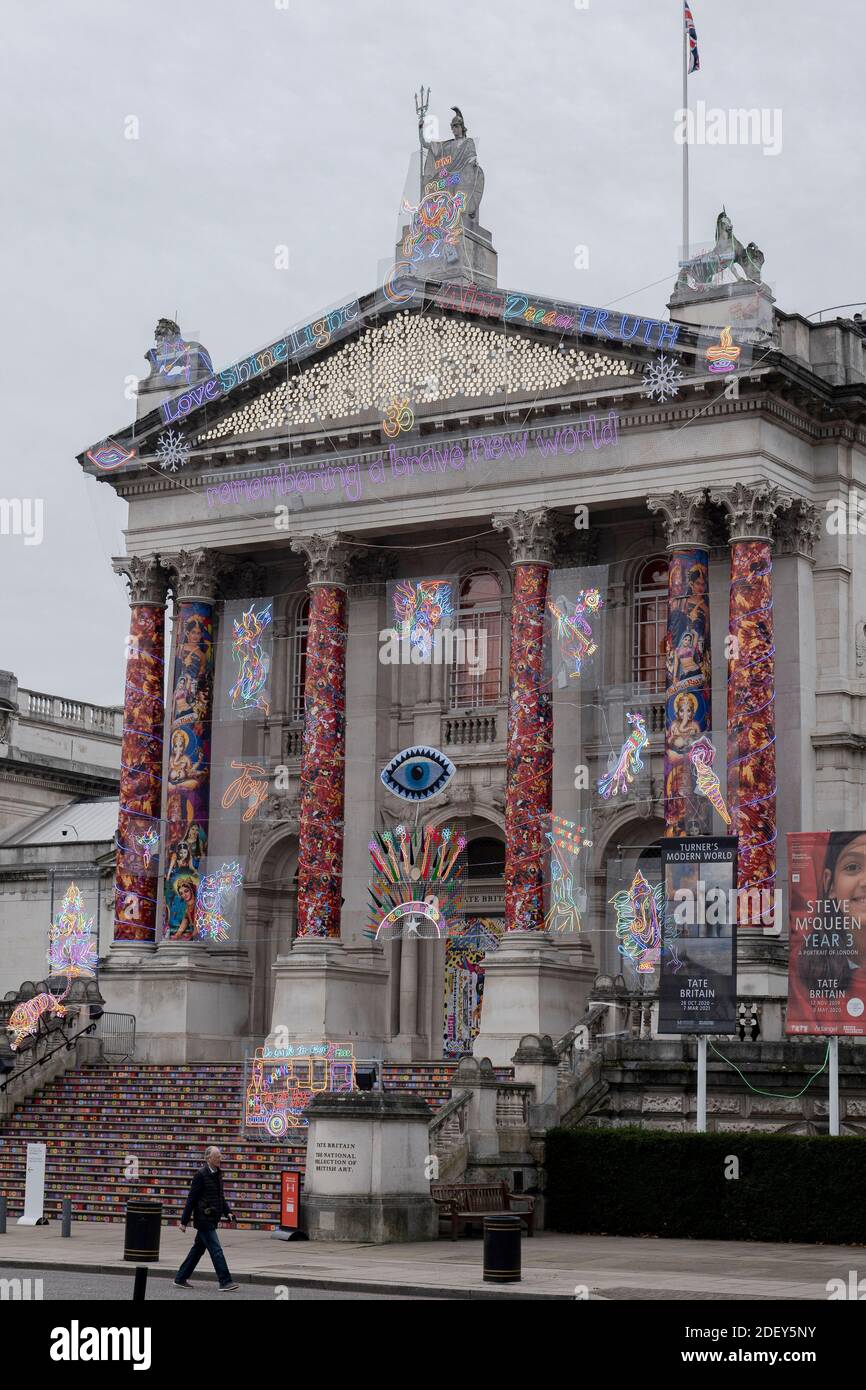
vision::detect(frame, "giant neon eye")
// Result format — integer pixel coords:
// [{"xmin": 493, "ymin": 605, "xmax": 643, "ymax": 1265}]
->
[{"xmin": 380, "ymin": 746, "xmax": 455, "ymax": 801}]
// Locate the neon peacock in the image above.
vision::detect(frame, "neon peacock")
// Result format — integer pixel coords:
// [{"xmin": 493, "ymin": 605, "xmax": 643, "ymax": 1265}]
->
[{"xmin": 597, "ymin": 712, "xmax": 648, "ymax": 800}]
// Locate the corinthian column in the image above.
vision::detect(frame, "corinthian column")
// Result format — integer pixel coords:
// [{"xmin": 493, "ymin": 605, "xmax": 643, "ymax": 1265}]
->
[
  {"xmin": 710, "ymin": 483, "xmax": 793, "ymax": 924},
  {"xmin": 162, "ymin": 549, "xmax": 219, "ymax": 942},
  {"xmin": 492, "ymin": 508, "xmax": 556, "ymax": 932},
  {"xmin": 647, "ymin": 490, "xmax": 712, "ymax": 835},
  {"xmin": 290, "ymin": 533, "xmax": 354, "ymax": 939},
  {"xmin": 112, "ymin": 556, "xmax": 171, "ymax": 944}
]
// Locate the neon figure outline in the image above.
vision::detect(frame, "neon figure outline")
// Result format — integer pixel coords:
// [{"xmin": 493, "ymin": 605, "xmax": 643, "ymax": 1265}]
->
[
  {"xmin": 547, "ymin": 588, "xmax": 603, "ymax": 678},
  {"xmin": 610, "ymin": 869, "xmax": 665, "ymax": 973},
  {"xmin": 194, "ymin": 861, "xmax": 243, "ymax": 942},
  {"xmin": 391, "ymin": 578, "xmax": 454, "ymax": 662},
  {"xmin": 229, "ymin": 603, "xmax": 272, "ymax": 716},
  {"xmin": 688, "ymin": 734, "xmax": 732, "ymax": 826}
]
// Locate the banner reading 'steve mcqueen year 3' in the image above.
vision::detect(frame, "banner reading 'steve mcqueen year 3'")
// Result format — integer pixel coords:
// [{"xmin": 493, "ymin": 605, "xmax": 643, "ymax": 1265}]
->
[
  {"xmin": 786, "ymin": 831, "xmax": 866, "ymax": 1036},
  {"xmin": 659, "ymin": 836, "xmax": 738, "ymax": 1034}
]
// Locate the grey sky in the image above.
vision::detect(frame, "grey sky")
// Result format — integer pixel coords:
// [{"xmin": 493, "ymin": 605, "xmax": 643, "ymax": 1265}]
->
[{"xmin": 2, "ymin": 0, "xmax": 862, "ymax": 705}]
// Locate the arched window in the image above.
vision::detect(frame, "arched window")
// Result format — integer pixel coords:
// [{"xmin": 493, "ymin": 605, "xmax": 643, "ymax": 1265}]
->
[
  {"xmin": 633, "ymin": 556, "xmax": 668, "ymax": 693},
  {"xmin": 449, "ymin": 569, "xmax": 503, "ymax": 709},
  {"xmin": 290, "ymin": 598, "xmax": 310, "ymax": 722},
  {"xmin": 466, "ymin": 837, "xmax": 506, "ymax": 880}
]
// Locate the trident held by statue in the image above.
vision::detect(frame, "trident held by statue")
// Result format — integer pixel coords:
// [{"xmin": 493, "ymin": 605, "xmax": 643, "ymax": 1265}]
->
[{"xmin": 415, "ymin": 85, "xmax": 430, "ymax": 196}]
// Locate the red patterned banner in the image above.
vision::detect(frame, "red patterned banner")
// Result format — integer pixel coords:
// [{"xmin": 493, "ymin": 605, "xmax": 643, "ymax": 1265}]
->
[
  {"xmin": 297, "ymin": 584, "xmax": 347, "ymax": 938},
  {"xmin": 163, "ymin": 602, "xmax": 214, "ymax": 940},
  {"xmin": 505, "ymin": 563, "xmax": 552, "ymax": 931},
  {"xmin": 727, "ymin": 540, "xmax": 776, "ymax": 923},
  {"xmin": 664, "ymin": 547, "xmax": 712, "ymax": 835},
  {"xmin": 114, "ymin": 605, "xmax": 165, "ymax": 943}
]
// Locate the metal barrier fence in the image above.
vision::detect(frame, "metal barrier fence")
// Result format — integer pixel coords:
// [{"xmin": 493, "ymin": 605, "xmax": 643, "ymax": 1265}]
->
[{"xmin": 94, "ymin": 1012, "xmax": 136, "ymax": 1062}]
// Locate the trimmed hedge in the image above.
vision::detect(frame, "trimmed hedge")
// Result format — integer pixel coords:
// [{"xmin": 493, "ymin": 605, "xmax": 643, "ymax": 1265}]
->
[{"xmin": 545, "ymin": 1126, "xmax": 866, "ymax": 1244}]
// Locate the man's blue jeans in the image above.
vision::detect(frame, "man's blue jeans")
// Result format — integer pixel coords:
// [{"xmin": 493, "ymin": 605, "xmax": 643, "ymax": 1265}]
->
[{"xmin": 176, "ymin": 1225, "xmax": 233, "ymax": 1286}]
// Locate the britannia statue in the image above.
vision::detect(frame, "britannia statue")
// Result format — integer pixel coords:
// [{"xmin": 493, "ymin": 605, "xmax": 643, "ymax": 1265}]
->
[{"xmin": 416, "ymin": 95, "xmax": 485, "ymax": 228}]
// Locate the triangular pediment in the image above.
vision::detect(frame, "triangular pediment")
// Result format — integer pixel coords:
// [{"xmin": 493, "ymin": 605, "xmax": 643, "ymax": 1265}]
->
[{"xmin": 77, "ymin": 278, "xmax": 692, "ymax": 474}]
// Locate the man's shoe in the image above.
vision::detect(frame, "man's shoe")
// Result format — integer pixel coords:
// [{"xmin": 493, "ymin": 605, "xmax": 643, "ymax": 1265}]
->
[
  {"xmin": 174, "ymin": 1280, "xmax": 194, "ymax": 1288},
  {"xmin": 219, "ymin": 1282, "xmax": 240, "ymax": 1292}
]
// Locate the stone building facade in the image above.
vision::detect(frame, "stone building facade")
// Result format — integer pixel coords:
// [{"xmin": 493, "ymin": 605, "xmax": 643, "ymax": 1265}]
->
[{"xmin": 76, "ymin": 160, "xmax": 866, "ymax": 1067}]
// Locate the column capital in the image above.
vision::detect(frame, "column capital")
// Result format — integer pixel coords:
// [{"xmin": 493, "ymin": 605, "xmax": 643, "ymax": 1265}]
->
[
  {"xmin": 291, "ymin": 532, "xmax": 357, "ymax": 588},
  {"xmin": 112, "ymin": 555, "xmax": 171, "ymax": 607},
  {"xmin": 347, "ymin": 547, "xmax": 398, "ymax": 598},
  {"xmin": 492, "ymin": 507, "xmax": 556, "ymax": 567},
  {"xmin": 646, "ymin": 490, "xmax": 708, "ymax": 549},
  {"xmin": 708, "ymin": 482, "xmax": 794, "ymax": 543},
  {"xmin": 773, "ymin": 498, "xmax": 822, "ymax": 561},
  {"xmin": 168, "ymin": 548, "xmax": 222, "ymax": 603},
  {"xmin": 219, "ymin": 557, "xmax": 269, "ymax": 600}
]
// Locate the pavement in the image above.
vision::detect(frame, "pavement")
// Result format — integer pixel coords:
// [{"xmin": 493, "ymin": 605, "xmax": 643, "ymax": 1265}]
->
[{"xmin": 0, "ymin": 1222, "xmax": 859, "ymax": 1300}]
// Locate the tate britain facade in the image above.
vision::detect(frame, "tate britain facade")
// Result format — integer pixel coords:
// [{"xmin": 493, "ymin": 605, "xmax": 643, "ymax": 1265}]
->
[{"xmin": 77, "ymin": 134, "xmax": 866, "ymax": 1068}]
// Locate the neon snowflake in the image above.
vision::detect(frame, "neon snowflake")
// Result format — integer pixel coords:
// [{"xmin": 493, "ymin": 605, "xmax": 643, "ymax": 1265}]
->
[
  {"xmin": 156, "ymin": 428, "xmax": 191, "ymax": 472},
  {"xmin": 642, "ymin": 354, "xmax": 684, "ymax": 403}
]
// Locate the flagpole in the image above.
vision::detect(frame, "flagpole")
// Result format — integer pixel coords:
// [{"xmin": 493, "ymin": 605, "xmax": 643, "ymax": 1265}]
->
[{"xmin": 682, "ymin": 7, "xmax": 689, "ymax": 264}]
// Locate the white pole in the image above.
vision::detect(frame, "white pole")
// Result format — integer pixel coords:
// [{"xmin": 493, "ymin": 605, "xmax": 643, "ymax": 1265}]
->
[
  {"xmin": 682, "ymin": 10, "xmax": 690, "ymax": 263},
  {"xmin": 696, "ymin": 1035, "xmax": 707, "ymax": 1132},
  {"xmin": 829, "ymin": 1035, "xmax": 840, "ymax": 1136}
]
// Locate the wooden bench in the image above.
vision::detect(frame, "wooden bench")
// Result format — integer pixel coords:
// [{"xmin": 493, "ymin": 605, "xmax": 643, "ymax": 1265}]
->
[{"xmin": 431, "ymin": 1181, "xmax": 535, "ymax": 1241}]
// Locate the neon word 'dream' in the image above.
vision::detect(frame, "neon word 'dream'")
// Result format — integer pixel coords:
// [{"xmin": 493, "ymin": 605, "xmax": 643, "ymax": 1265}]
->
[{"xmin": 161, "ymin": 298, "xmax": 360, "ymax": 425}]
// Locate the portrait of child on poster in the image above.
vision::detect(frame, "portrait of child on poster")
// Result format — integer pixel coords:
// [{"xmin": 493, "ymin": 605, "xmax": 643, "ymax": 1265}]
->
[{"xmin": 786, "ymin": 831, "xmax": 866, "ymax": 1036}]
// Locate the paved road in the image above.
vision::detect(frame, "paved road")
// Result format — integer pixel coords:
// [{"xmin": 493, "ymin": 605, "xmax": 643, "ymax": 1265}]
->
[{"xmin": 0, "ymin": 1266, "xmax": 436, "ymax": 1301}]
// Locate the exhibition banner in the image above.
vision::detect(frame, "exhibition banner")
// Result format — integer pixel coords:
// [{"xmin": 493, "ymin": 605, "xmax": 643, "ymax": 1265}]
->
[
  {"xmin": 786, "ymin": 831, "xmax": 866, "ymax": 1036},
  {"xmin": 659, "ymin": 836, "xmax": 738, "ymax": 1034}
]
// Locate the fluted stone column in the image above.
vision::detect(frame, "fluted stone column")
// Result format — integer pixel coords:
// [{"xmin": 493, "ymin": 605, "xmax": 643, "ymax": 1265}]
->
[
  {"xmin": 711, "ymin": 484, "xmax": 792, "ymax": 926},
  {"xmin": 473, "ymin": 509, "xmax": 595, "ymax": 1065},
  {"xmin": 648, "ymin": 490, "xmax": 713, "ymax": 836},
  {"xmin": 162, "ymin": 549, "xmax": 219, "ymax": 943},
  {"xmin": 112, "ymin": 556, "xmax": 171, "ymax": 945}
]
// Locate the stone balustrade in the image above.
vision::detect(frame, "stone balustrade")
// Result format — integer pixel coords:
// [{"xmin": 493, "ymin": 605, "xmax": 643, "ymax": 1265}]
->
[
  {"xmin": 442, "ymin": 711, "xmax": 498, "ymax": 746},
  {"xmin": 17, "ymin": 688, "xmax": 122, "ymax": 737}
]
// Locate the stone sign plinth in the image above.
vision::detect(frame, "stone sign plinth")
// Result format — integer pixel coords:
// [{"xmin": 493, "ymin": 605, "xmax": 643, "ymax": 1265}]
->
[{"xmin": 302, "ymin": 1092, "xmax": 437, "ymax": 1243}]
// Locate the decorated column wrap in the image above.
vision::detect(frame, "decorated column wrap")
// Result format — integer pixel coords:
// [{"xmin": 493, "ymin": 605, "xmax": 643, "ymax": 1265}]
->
[
  {"xmin": 113, "ymin": 556, "xmax": 170, "ymax": 943},
  {"xmin": 162, "ymin": 549, "xmax": 219, "ymax": 941},
  {"xmin": 291, "ymin": 533, "xmax": 353, "ymax": 939},
  {"xmin": 710, "ymin": 484, "xmax": 792, "ymax": 925},
  {"xmin": 493, "ymin": 508, "xmax": 556, "ymax": 933},
  {"xmin": 648, "ymin": 491, "xmax": 712, "ymax": 836}
]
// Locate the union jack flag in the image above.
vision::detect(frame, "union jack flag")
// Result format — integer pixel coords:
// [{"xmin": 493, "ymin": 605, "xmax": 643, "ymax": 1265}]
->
[{"xmin": 684, "ymin": 2, "xmax": 700, "ymax": 74}]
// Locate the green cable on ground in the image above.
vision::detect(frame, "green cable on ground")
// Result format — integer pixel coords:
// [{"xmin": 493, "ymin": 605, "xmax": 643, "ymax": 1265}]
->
[{"xmin": 707, "ymin": 1038, "xmax": 830, "ymax": 1099}]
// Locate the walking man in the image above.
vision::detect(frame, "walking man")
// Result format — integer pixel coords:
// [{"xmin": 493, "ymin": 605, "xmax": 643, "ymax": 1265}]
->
[{"xmin": 174, "ymin": 1145, "xmax": 239, "ymax": 1291}]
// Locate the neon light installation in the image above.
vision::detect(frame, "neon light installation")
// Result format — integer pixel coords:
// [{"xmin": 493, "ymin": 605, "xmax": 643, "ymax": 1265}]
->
[
  {"xmin": 47, "ymin": 882, "xmax": 99, "ymax": 979},
  {"xmin": 86, "ymin": 440, "xmax": 137, "ymax": 470},
  {"xmin": 391, "ymin": 579, "xmax": 455, "ymax": 662},
  {"xmin": 705, "ymin": 325, "xmax": 741, "ymax": 374},
  {"xmin": 366, "ymin": 824, "xmax": 465, "ymax": 940},
  {"xmin": 382, "ymin": 397, "xmax": 415, "ymax": 438},
  {"xmin": 544, "ymin": 817, "xmax": 592, "ymax": 933},
  {"xmin": 610, "ymin": 869, "xmax": 664, "ymax": 973},
  {"xmin": 688, "ymin": 734, "xmax": 731, "ymax": 825},
  {"xmin": 194, "ymin": 861, "xmax": 243, "ymax": 942},
  {"xmin": 547, "ymin": 588, "xmax": 603, "ymax": 679},
  {"xmin": 380, "ymin": 746, "xmax": 455, "ymax": 801},
  {"xmin": 245, "ymin": 1042, "xmax": 356, "ymax": 1137},
  {"xmin": 135, "ymin": 825, "xmax": 160, "ymax": 868},
  {"xmin": 7, "ymin": 984, "xmax": 71, "ymax": 1051},
  {"xmin": 229, "ymin": 603, "xmax": 272, "ymax": 716},
  {"xmin": 401, "ymin": 188, "xmax": 466, "ymax": 263},
  {"xmin": 221, "ymin": 760, "xmax": 269, "ymax": 822},
  {"xmin": 597, "ymin": 712, "xmax": 649, "ymax": 800}
]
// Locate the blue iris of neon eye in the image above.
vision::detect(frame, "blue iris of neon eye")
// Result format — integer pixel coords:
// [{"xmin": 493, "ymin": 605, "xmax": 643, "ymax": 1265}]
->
[{"xmin": 380, "ymin": 746, "xmax": 456, "ymax": 801}]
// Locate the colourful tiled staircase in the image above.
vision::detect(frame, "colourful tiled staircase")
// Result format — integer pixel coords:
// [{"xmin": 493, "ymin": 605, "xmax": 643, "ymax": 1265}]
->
[{"xmin": 0, "ymin": 1059, "xmax": 511, "ymax": 1229}]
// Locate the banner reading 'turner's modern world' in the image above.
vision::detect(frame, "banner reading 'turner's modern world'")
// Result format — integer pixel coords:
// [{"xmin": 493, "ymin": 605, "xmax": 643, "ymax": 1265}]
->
[{"xmin": 659, "ymin": 837, "xmax": 738, "ymax": 1034}]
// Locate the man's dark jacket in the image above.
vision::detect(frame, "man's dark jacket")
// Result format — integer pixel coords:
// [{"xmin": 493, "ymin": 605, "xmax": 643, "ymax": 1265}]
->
[{"xmin": 182, "ymin": 1164, "xmax": 232, "ymax": 1230}]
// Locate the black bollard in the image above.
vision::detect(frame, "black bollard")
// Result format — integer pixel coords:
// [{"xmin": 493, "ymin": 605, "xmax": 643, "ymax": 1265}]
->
[
  {"xmin": 123, "ymin": 1200, "xmax": 162, "ymax": 1302},
  {"xmin": 61, "ymin": 1198, "xmax": 72, "ymax": 1237},
  {"xmin": 132, "ymin": 1266, "xmax": 148, "ymax": 1302},
  {"xmin": 0, "ymin": 1194, "xmax": 6, "ymax": 1234}
]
